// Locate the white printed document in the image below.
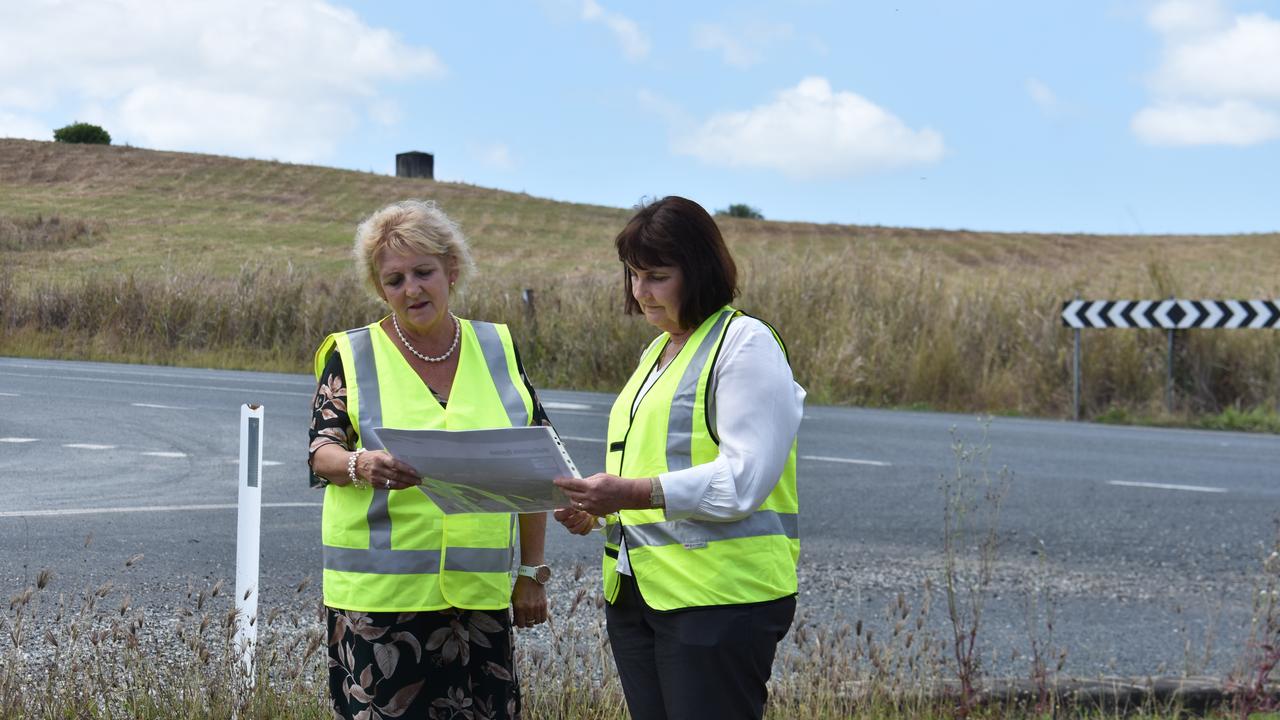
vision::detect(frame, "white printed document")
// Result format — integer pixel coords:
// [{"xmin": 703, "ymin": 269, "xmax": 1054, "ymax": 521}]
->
[{"xmin": 373, "ymin": 425, "xmax": 580, "ymax": 514}]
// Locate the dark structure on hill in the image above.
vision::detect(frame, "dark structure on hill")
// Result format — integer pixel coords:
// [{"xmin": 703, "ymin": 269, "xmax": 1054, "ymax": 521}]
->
[{"xmin": 396, "ymin": 151, "xmax": 434, "ymax": 179}]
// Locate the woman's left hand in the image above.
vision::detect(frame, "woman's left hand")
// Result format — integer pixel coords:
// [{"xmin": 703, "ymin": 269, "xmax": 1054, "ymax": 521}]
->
[
  {"xmin": 511, "ymin": 576, "xmax": 548, "ymax": 629},
  {"xmin": 554, "ymin": 473, "xmax": 649, "ymax": 516}
]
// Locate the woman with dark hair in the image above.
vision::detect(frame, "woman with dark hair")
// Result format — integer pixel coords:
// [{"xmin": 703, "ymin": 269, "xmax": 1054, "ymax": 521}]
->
[{"xmin": 554, "ymin": 196, "xmax": 805, "ymax": 720}]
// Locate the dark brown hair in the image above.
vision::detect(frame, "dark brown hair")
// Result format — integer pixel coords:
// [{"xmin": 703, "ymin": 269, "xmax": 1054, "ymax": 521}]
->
[{"xmin": 615, "ymin": 196, "xmax": 739, "ymax": 330}]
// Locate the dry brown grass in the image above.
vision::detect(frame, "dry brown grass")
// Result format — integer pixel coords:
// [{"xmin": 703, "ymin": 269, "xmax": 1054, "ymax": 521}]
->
[
  {"xmin": 2, "ymin": 138, "xmax": 1278, "ymax": 421},
  {"xmin": 4, "ymin": 138, "xmax": 1278, "ymax": 291}
]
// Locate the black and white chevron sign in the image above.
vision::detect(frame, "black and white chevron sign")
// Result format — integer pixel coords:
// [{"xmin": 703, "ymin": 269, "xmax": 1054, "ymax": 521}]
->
[{"xmin": 1061, "ymin": 299, "xmax": 1280, "ymax": 329}]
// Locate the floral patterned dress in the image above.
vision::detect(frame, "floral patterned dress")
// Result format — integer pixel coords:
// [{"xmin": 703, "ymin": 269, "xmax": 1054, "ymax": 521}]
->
[{"xmin": 309, "ymin": 348, "xmax": 550, "ymax": 720}]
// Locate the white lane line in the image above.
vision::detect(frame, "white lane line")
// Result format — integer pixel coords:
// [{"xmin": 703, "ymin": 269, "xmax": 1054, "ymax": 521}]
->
[
  {"xmin": 560, "ymin": 435, "xmax": 604, "ymax": 443},
  {"xmin": 0, "ymin": 437, "xmax": 39, "ymax": 443},
  {"xmin": 263, "ymin": 460, "xmax": 283, "ymax": 466},
  {"xmin": 803, "ymin": 455, "xmax": 892, "ymax": 467},
  {"xmin": 132, "ymin": 403, "xmax": 189, "ymax": 410},
  {"xmin": 0, "ymin": 502, "xmax": 322, "ymax": 518},
  {"xmin": 141, "ymin": 451, "xmax": 188, "ymax": 458},
  {"xmin": 0, "ymin": 370, "xmax": 306, "ymax": 397},
  {"xmin": 547, "ymin": 409, "xmax": 609, "ymax": 418},
  {"xmin": 0, "ymin": 392, "xmax": 19, "ymax": 397},
  {"xmin": 63, "ymin": 443, "xmax": 117, "ymax": 450},
  {"xmin": 543, "ymin": 401, "xmax": 594, "ymax": 411},
  {"xmin": 0, "ymin": 363, "xmax": 312, "ymax": 387},
  {"xmin": 1108, "ymin": 480, "xmax": 1227, "ymax": 494}
]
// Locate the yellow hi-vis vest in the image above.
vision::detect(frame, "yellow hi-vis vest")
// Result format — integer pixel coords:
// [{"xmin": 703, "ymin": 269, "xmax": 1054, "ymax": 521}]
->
[
  {"xmin": 602, "ymin": 306, "xmax": 799, "ymax": 611},
  {"xmin": 313, "ymin": 316, "xmax": 533, "ymax": 612}
]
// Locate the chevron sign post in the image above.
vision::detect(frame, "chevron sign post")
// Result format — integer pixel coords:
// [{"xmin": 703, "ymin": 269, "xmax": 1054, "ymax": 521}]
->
[
  {"xmin": 1062, "ymin": 299, "xmax": 1280, "ymax": 330},
  {"xmin": 1061, "ymin": 298, "xmax": 1280, "ymax": 420}
]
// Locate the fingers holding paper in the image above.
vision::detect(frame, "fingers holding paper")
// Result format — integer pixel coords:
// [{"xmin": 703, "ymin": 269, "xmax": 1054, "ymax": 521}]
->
[
  {"xmin": 357, "ymin": 450, "xmax": 420, "ymax": 490},
  {"xmin": 554, "ymin": 473, "xmax": 649, "ymax": 517},
  {"xmin": 553, "ymin": 507, "xmax": 597, "ymax": 535}
]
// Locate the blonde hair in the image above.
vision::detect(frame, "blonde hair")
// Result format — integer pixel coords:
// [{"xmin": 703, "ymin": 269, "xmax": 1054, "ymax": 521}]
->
[{"xmin": 352, "ymin": 200, "xmax": 475, "ymax": 294}]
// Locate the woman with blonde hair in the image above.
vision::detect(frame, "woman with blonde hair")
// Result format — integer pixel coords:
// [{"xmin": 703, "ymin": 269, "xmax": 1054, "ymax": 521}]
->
[{"xmin": 308, "ymin": 199, "xmax": 552, "ymax": 719}]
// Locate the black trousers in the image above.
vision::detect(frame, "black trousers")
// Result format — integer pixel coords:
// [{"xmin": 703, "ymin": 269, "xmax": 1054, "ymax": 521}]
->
[{"xmin": 605, "ymin": 572, "xmax": 796, "ymax": 720}]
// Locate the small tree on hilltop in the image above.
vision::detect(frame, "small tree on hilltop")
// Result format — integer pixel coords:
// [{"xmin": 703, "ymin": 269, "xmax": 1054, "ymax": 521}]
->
[
  {"xmin": 716, "ymin": 203, "xmax": 764, "ymax": 220},
  {"xmin": 53, "ymin": 122, "xmax": 111, "ymax": 145}
]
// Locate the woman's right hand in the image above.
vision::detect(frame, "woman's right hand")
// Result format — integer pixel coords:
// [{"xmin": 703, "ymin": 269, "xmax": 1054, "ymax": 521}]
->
[
  {"xmin": 355, "ymin": 449, "xmax": 420, "ymax": 490},
  {"xmin": 552, "ymin": 507, "xmax": 597, "ymax": 535}
]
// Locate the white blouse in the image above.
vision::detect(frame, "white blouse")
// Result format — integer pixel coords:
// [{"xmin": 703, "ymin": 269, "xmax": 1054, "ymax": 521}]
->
[{"xmin": 616, "ymin": 315, "xmax": 806, "ymax": 574}]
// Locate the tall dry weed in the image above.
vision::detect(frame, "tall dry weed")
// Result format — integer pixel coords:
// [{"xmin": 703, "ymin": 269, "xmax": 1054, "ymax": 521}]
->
[
  {"xmin": 1, "ymin": 258, "xmax": 1277, "ymax": 420},
  {"xmin": 0, "ymin": 214, "xmax": 106, "ymax": 252}
]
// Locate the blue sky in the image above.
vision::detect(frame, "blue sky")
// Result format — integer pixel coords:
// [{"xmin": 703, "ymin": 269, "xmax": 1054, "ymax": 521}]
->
[{"xmin": 2, "ymin": 0, "xmax": 1278, "ymax": 234}]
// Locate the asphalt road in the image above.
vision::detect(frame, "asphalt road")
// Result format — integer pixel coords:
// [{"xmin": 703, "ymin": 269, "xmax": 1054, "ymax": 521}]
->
[{"xmin": 3, "ymin": 356, "xmax": 1279, "ymax": 677}]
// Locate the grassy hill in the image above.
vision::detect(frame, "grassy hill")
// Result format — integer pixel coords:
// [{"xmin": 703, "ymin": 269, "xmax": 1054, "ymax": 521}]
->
[{"xmin": 1, "ymin": 138, "xmax": 1277, "ymax": 425}]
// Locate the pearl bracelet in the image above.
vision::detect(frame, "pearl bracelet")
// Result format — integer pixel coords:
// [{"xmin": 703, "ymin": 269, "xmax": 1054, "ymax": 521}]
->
[{"xmin": 347, "ymin": 448, "xmax": 368, "ymax": 488}]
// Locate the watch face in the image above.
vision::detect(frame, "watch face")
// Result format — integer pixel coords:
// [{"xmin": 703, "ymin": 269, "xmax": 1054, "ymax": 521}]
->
[{"xmin": 534, "ymin": 565, "xmax": 551, "ymax": 584}]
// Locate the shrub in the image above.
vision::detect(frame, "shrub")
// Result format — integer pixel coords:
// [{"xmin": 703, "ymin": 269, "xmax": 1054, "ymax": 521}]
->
[
  {"xmin": 717, "ymin": 203, "xmax": 764, "ymax": 220},
  {"xmin": 53, "ymin": 122, "xmax": 111, "ymax": 145}
]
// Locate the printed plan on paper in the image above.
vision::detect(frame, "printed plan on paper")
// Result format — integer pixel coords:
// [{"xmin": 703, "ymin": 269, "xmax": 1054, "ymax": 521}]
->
[{"xmin": 373, "ymin": 426, "xmax": 581, "ymax": 514}]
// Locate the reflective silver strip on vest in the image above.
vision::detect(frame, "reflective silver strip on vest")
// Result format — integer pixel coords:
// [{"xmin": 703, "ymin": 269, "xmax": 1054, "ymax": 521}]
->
[
  {"xmin": 443, "ymin": 546, "xmax": 512, "ymax": 572},
  {"xmin": 324, "ymin": 546, "xmax": 513, "ymax": 575},
  {"xmin": 665, "ymin": 309, "xmax": 732, "ymax": 472},
  {"xmin": 605, "ymin": 521, "xmax": 622, "ymax": 545},
  {"xmin": 347, "ymin": 327, "xmax": 393, "ymax": 551},
  {"xmin": 325, "ymin": 546, "xmax": 440, "ymax": 574},
  {"xmin": 471, "ymin": 321, "xmax": 528, "ymax": 427},
  {"xmin": 324, "ymin": 325, "xmax": 517, "ymax": 576},
  {"xmin": 623, "ymin": 510, "xmax": 799, "ymax": 550}
]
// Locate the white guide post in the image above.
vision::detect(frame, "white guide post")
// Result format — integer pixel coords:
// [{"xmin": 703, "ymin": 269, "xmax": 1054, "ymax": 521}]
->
[{"xmin": 235, "ymin": 403, "xmax": 264, "ymax": 683}]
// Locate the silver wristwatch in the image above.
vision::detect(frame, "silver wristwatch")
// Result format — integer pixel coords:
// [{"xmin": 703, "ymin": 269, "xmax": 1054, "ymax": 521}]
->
[
  {"xmin": 517, "ymin": 564, "xmax": 551, "ymax": 585},
  {"xmin": 649, "ymin": 477, "xmax": 666, "ymax": 509}
]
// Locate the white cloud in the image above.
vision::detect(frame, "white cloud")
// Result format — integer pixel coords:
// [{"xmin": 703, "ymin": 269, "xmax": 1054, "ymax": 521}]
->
[
  {"xmin": 476, "ymin": 142, "xmax": 516, "ymax": 171},
  {"xmin": 1134, "ymin": 1, "xmax": 1280, "ymax": 146},
  {"xmin": 1154, "ymin": 13, "xmax": 1280, "ymax": 100},
  {"xmin": 692, "ymin": 21, "xmax": 794, "ymax": 69},
  {"xmin": 674, "ymin": 77, "xmax": 944, "ymax": 180},
  {"xmin": 0, "ymin": 1, "xmax": 443, "ymax": 162},
  {"xmin": 1147, "ymin": 0, "xmax": 1227, "ymax": 35},
  {"xmin": 1027, "ymin": 78, "xmax": 1060, "ymax": 114},
  {"xmin": 582, "ymin": 0, "xmax": 650, "ymax": 61},
  {"xmin": 1132, "ymin": 100, "xmax": 1280, "ymax": 145},
  {"xmin": 636, "ymin": 89, "xmax": 689, "ymax": 127},
  {"xmin": 368, "ymin": 100, "xmax": 404, "ymax": 128},
  {"xmin": 0, "ymin": 112, "xmax": 51, "ymax": 141}
]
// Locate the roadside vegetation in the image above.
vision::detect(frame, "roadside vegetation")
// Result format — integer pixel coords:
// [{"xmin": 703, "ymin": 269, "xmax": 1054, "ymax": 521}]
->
[
  {"xmin": 5, "ymin": 427, "xmax": 1280, "ymax": 719},
  {"xmin": 1, "ymin": 138, "xmax": 1278, "ymax": 429}
]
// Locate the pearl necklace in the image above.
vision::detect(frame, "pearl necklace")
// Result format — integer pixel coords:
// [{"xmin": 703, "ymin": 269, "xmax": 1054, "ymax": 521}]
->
[{"xmin": 393, "ymin": 312, "xmax": 460, "ymax": 363}]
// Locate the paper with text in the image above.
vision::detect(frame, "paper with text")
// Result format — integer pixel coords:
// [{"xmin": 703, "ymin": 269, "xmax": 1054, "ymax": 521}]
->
[{"xmin": 373, "ymin": 425, "xmax": 580, "ymax": 514}]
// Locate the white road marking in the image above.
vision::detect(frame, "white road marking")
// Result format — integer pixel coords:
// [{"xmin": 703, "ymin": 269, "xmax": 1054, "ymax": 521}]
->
[
  {"xmin": 0, "ymin": 363, "xmax": 312, "ymax": 387},
  {"xmin": 560, "ymin": 435, "xmax": 604, "ymax": 443},
  {"xmin": 263, "ymin": 460, "xmax": 283, "ymax": 466},
  {"xmin": 803, "ymin": 455, "xmax": 892, "ymax": 467},
  {"xmin": 63, "ymin": 443, "xmax": 116, "ymax": 450},
  {"xmin": 545, "ymin": 409, "xmax": 609, "ymax": 417},
  {"xmin": 1107, "ymin": 480, "xmax": 1226, "ymax": 494},
  {"xmin": 132, "ymin": 402, "xmax": 189, "ymax": 410},
  {"xmin": 543, "ymin": 401, "xmax": 594, "ymax": 411},
  {"xmin": 141, "ymin": 451, "xmax": 188, "ymax": 458},
  {"xmin": 0, "ymin": 437, "xmax": 39, "ymax": 443},
  {"xmin": 0, "ymin": 392, "xmax": 19, "ymax": 397},
  {"xmin": 0, "ymin": 370, "xmax": 306, "ymax": 397},
  {"xmin": 0, "ymin": 502, "xmax": 323, "ymax": 518}
]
